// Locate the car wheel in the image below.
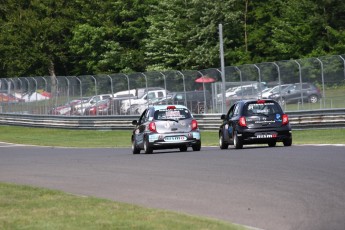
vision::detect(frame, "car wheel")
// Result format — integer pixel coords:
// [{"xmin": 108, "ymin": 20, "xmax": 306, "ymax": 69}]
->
[
  {"xmin": 132, "ymin": 138, "xmax": 141, "ymax": 154},
  {"xmin": 192, "ymin": 142, "xmax": 201, "ymax": 151},
  {"xmin": 132, "ymin": 139, "xmax": 140, "ymax": 154},
  {"xmin": 309, "ymin": 95, "xmax": 318, "ymax": 103},
  {"xmin": 219, "ymin": 132, "xmax": 229, "ymax": 149},
  {"xmin": 179, "ymin": 145, "xmax": 188, "ymax": 152},
  {"xmin": 283, "ymin": 138, "xmax": 292, "ymax": 146},
  {"xmin": 143, "ymin": 137, "xmax": 153, "ymax": 154},
  {"xmin": 233, "ymin": 131, "xmax": 243, "ymax": 149},
  {"xmin": 268, "ymin": 141, "xmax": 276, "ymax": 147}
]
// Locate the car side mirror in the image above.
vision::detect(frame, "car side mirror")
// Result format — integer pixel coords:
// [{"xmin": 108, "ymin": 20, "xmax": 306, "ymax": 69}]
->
[
  {"xmin": 221, "ymin": 114, "xmax": 226, "ymax": 120},
  {"xmin": 132, "ymin": 120, "xmax": 138, "ymax": 125}
]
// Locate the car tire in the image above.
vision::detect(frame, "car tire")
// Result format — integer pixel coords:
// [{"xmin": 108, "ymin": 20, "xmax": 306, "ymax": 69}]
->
[
  {"xmin": 192, "ymin": 142, "xmax": 201, "ymax": 151},
  {"xmin": 268, "ymin": 141, "xmax": 276, "ymax": 147},
  {"xmin": 283, "ymin": 138, "xmax": 292, "ymax": 146},
  {"xmin": 143, "ymin": 137, "xmax": 153, "ymax": 154},
  {"xmin": 132, "ymin": 138, "xmax": 141, "ymax": 154},
  {"xmin": 219, "ymin": 132, "xmax": 229, "ymax": 149},
  {"xmin": 233, "ymin": 131, "xmax": 243, "ymax": 149},
  {"xmin": 309, "ymin": 95, "xmax": 318, "ymax": 103},
  {"xmin": 179, "ymin": 145, "xmax": 188, "ymax": 152}
]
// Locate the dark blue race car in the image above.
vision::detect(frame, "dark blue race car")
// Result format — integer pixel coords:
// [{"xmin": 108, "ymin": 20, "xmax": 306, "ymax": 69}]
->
[{"xmin": 219, "ymin": 99, "xmax": 292, "ymax": 149}]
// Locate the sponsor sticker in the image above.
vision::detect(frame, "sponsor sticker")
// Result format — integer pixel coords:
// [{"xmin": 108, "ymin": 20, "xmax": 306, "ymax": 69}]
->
[
  {"xmin": 164, "ymin": 136, "xmax": 187, "ymax": 141},
  {"xmin": 192, "ymin": 132, "xmax": 201, "ymax": 140},
  {"xmin": 256, "ymin": 133, "xmax": 277, "ymax": 138},
  {"xmin": 149, "ymin": 134, "xmax": 159, "ymax": 142},
  {"xmin": 228, "ymin": 125, "xmax": 233, "ymax": 135}
]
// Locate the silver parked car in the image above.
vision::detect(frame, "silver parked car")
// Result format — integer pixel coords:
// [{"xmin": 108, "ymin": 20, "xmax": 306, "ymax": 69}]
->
[{"xmin": 131, "ymin": 105, "xmax": 201, "ymax": 154}]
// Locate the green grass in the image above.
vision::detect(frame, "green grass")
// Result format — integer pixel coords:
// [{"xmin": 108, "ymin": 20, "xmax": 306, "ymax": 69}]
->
[
  {"xmin": 292, "ymin": 128, "xmax": 345, "ymax": 144},
  {"xmin": 0, "ymin": 125, "xmax": 344, "ymax": 147},
  {"xmin": 0, "ymin": 183, "xmax": 244, "ymax": 230},
  {"xmin": 0, "ymin": 126, "xmax": 131, "ymax": 147}
]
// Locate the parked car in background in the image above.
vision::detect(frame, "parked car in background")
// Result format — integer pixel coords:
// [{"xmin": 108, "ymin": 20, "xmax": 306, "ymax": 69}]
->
[
  {"xmin": 49, "ymin": 98, "xmax": 88, "ymax": 115},
  {"xmin": 219, "ymin": 99, "xmax": 292, "ymax": 149},
  {"xmin": 114, "ymin": 87, "xmax": 165, "ymax": 99},
  {"xmin": 269, "ymin": 83, "xmax": 322, "ymax": 105},
  {"xmin": 131, "ymin": 105, "xmax": 201, "ymax": 154},
  {"xmin": 0, "ymin": 92, "xmax": 25, "ymax": 103},
  {"xmin": 121, "ymin": 89, "xmax": 168, "ymax": 114},
  {"xmin": 218, "ymin": 82, "xmax": 267, "ymax": 102},
  {"xmin": 261, "ymin": 84, "xmax": 292, "ymax": 99},
  {"xmin": 84, "ymin": 98, "xmax": 111, "ymax": 115},
  {"xmin": 127, "ymin": 103, "xmax": 148, "ymax": 115},
  {"xmin": 223, "ymin": 83, "xmax": 268, "ymax": 107},
  {"xmin": 73, "ymin": 94, "xmax": 113, "ymax": 115},
  {"xmin": 155, "ymin": 90, "xmax": 212, "ymax": 114},
  {"xmin": 108, "ymin": 94, "xmax": 138, "ymax": 115}
]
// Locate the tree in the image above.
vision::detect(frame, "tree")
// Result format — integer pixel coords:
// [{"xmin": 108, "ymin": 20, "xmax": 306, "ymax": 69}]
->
[
  {"xmin": 144, "ymin": 0, "xmax": 242, "ymax": 70},
  {"xmin": 0, "ymin": 0, "xmax": 78, "ymax": 77},
  {"xmin": 246, "ymin": 0, "xmax": 345, "ymax": 62},
  {"xmin": 68, "ymin": 0, "xmax": 153, "ymax": 74}
]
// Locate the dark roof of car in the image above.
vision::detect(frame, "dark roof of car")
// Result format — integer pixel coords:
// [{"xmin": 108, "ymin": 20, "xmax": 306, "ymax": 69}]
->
[{"xmin": 236, "ymin": 99, "xmax": 278, "ymax": 104}]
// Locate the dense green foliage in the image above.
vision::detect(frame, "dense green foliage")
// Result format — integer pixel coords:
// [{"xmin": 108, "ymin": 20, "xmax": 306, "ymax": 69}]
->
[{"xmin": 1, "ymin": 0, "xmax": 345, "ymax": 78}]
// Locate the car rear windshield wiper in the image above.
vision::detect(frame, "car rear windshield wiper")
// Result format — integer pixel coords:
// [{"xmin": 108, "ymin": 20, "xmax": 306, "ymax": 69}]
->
[
  {"xmin": 159, "ymin": 118, "xmax": 179, "ymax": 122},
  {"xmin": 253, "ymin": 112, "xmax": 269, "ymax": 117}
]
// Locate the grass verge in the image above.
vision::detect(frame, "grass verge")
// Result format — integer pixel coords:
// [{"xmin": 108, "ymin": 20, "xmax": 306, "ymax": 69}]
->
[
  {"xmin": 0, "ymin": 125, "xmax": 344, "ymax": 147},
  {"xmin": 0, "ymin": 182, "xmax": 244, "ymax": 230}
]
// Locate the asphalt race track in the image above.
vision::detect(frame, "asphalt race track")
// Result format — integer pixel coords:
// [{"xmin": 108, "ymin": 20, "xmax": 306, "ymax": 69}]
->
[{"xmin": 1, "ymin": 143, "xmax": 345, "ymax": 230}]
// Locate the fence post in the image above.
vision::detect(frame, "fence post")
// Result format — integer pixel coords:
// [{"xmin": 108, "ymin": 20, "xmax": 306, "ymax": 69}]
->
[
  {"xmin": 253, "ymin": 64, "xmax": 262, "ymax": 98},
  {"xmin": 159, "ymin": 72, "xmax": 167, "ymax": 100},
  {"xmin": 234, "ymin": 67, "xmax": 243, "ymax": 98},
  {"xmin": 294, "ymin": 60, "xmax": 304, "ymax": 108},
  {"xmin": 41, "ymin": 77, "xmax": 48, "ymax": 114},
  {"xmin": 107, "ymin": 75, "xmax": 114, "ymax": 96},
  {"xmin": 339, "ymin": 55, "xmax": 345, "ymax": 80},
  {"xmin": 197, "ymin": 71, "xmax": 207, "ymax": 113},
  {"xmin": 177, "ymin": 71, "xmax": 187, "ymax": 107},
  {"xmin": 31, "ymin": 77, "xmax": 38, "ymax": 113},
  {"xmin": 76, "ymin": 77, "xmax": 83, "ymax": 115},
  {"xmin": 316, "ymin": 58, "xmax": 326, "ymax": 108},
  {"xmin": 271, "ymin": 62, "xmax": 282, "ymax": 107}
]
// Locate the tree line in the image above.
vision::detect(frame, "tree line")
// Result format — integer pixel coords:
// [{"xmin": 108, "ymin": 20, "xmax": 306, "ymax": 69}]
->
[{"xmin": 1, "ymin": 0, "xmax": 344, "ymax": 79}]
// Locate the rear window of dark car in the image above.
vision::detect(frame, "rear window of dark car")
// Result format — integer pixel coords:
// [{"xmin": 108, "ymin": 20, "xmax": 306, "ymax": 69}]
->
[
  {"xmin": 154, "ymin": 108, "xmax": 192, "ymax": 120},
  {"xmin": 244, "ymin": 101, "xmax": 282, "ymax": 116}
]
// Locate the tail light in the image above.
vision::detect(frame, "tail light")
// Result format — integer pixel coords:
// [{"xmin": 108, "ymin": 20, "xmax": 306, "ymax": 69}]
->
[
  {"xmin": 282, "ymin": 114, "xmax": 289, "ymax": 125},
  {"xmin": 149, "ymin": 122, "xmax": 157, "ymax": 132},
  {"xmin": 239, "ymin": 116, "xmax": 247, "ymax": 127},
  {"xmin": 191, "ymin": 119, "xmax": 198, "ymax": 130}
]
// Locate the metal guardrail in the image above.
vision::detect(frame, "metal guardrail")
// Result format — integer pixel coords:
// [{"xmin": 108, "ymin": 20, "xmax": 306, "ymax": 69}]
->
[
  {"xmin": 1, "ymin": 109, "xmax": 345, "ymax": 130},
  {"xmin": 196, "ymin": 109, "xmax": 345, "ymax": 130}
]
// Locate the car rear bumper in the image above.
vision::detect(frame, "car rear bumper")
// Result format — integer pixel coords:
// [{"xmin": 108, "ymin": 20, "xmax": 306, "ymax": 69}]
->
[
  {"xmin": 147, "ymin": 132, "xmax": 201, "ymax": 148},
  {"xmin": 237, "ymin": 127, "xmax": 292, "ymax": 143}
]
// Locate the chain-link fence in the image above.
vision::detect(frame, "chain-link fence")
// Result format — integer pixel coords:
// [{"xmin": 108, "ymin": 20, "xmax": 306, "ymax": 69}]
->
[{"xmin": 1, "ymin": 55, "xmax": 345, "ymax": 115}]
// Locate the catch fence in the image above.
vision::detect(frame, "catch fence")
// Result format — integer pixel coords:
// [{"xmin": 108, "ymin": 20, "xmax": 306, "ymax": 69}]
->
[{"xmin": 1, "ymin": 55, "xmax": 345, "ymax": 116}]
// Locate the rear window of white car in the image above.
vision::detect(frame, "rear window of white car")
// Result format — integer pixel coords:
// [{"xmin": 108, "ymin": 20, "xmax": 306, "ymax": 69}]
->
[{"xmin": 154, "ymin": 108, "xmax": 191, "ymax": 120}]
